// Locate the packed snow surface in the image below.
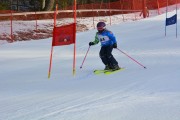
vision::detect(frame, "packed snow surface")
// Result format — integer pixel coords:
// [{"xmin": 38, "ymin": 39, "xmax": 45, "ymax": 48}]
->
[{"xmin": 0, "ymin": 9, "xmax": 180, "ymax": 120}]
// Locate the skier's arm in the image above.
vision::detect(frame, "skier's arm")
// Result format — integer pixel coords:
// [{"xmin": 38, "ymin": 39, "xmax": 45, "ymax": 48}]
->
[
  {"xmin": 89, "ymin": 33, "xmax": 99, "ymax": 46},
  {"xmin": 108, "ymin": 31, "xmax": 117, "ymax": 44},
  {"xmin": 92, "ymin": 33, "xmax": 99, "ymax": 45},
  {"xmin": 107, "ymin": 31, "xmax": 117, "ymax": 48}
]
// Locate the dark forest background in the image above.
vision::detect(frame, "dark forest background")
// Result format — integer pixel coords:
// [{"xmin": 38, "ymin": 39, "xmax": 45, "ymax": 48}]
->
[{"xmin": 0, "ymin": 0, "xmax": 128, "ymax": 11}]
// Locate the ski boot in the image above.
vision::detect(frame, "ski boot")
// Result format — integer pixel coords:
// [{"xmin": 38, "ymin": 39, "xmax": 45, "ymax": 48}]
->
[
  {"xmin": 104, "ymin": 65, "xmax": 111, "ymax": 70},
  {"xmin": 112, "ymin": 64, "xmax": 121, "ymax": 71}
]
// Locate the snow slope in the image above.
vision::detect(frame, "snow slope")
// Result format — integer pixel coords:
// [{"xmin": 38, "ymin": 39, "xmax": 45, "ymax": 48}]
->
[{"xmin": 0, "ymin": 10, "xmax": 180, "ymax": 120}]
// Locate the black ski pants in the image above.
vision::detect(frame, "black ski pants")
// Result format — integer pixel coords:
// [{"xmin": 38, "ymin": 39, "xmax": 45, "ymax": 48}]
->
[{"xmin": 99, "ymin": 45, "xmax": 118, "ymax": 67}]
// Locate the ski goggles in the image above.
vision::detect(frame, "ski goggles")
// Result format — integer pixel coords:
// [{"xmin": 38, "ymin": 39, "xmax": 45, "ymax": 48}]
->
[{"xmin": 97, "ymin": 26, "xmax": 105, "ymax": 30}]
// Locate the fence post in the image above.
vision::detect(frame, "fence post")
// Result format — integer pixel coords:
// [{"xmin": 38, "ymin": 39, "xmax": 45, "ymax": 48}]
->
[
  {"xmin": 142, "ymin": 0, "xmax": 147, "ymax": 18},
  {"xmin": 10, "ymin": 10, "xmax": 13, "ymax": 42}
]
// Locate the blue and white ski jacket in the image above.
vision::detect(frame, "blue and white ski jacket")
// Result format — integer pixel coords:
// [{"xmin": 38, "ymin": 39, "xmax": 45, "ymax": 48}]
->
[{"xmin": 92, "ymin": 29, "xmax": 117, "ymax": 46}]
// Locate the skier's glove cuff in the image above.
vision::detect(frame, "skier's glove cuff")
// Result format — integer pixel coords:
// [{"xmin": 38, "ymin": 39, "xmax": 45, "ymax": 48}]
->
[
  {"xmin": 113, "ymin": 43, "xmax": 117, "ymax": 48},
  {"xmin": 89, "ymin": 42, "xmax": 94, "ymax": 46}
]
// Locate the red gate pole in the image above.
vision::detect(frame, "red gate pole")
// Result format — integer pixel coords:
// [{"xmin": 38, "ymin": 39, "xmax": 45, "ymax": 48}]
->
[
  {"xmin": 73, "ymin": 0, "xmax": 77, "ymax": 76},
  {"xmin": 48, "ymin": 3, "xmax": 58, "ymax": 79}
]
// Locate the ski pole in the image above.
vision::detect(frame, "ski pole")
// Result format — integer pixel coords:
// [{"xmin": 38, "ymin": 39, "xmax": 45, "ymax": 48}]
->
[
  {"xmin": 80, "ymin": 46, "xmax": 91, "ymax": 69},
  {"xmin": 116, "ymin": 48, "xmax": 147, "ymax": 69}
]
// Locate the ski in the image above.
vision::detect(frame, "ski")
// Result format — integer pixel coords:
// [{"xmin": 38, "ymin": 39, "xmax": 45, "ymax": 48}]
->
[
  {"xmin": 104, "ymin": 68, "xmax": 125, "ymax": 75},
  {"xmin": 94, "ymin": 70, "xmax": 108, "ymax": 75},
  {"xmin": 94, "ymin": 68, "xmax": 125, "ymax": 75}
]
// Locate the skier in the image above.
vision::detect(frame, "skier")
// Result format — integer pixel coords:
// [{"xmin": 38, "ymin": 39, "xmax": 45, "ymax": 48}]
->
[
  {"xmin": 139, "ymin": 6, "xmax": 149, "ymax": 18},
  {"xmin": 89, "ymin": 22, "xmax": 120, "ymax": 70}
]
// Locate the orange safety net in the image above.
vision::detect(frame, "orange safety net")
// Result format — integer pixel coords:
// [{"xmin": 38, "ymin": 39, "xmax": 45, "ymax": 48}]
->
[
  {"xmin": 0, "ymin": 0, "xmax": 179, "ymax": 41},
  {"xmin": 0, "ymin": 0, "xmax": 180, "ymax": 19}
]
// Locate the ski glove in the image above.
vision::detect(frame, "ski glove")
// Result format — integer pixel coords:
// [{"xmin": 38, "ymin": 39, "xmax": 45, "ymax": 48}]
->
[
  {"xmin": 113, "ymin": 43, "xmax": 117, "ymax": 48},
  {"xmin": 89, "ymin": 42, "xmax": 94, "ymax": 46}
]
